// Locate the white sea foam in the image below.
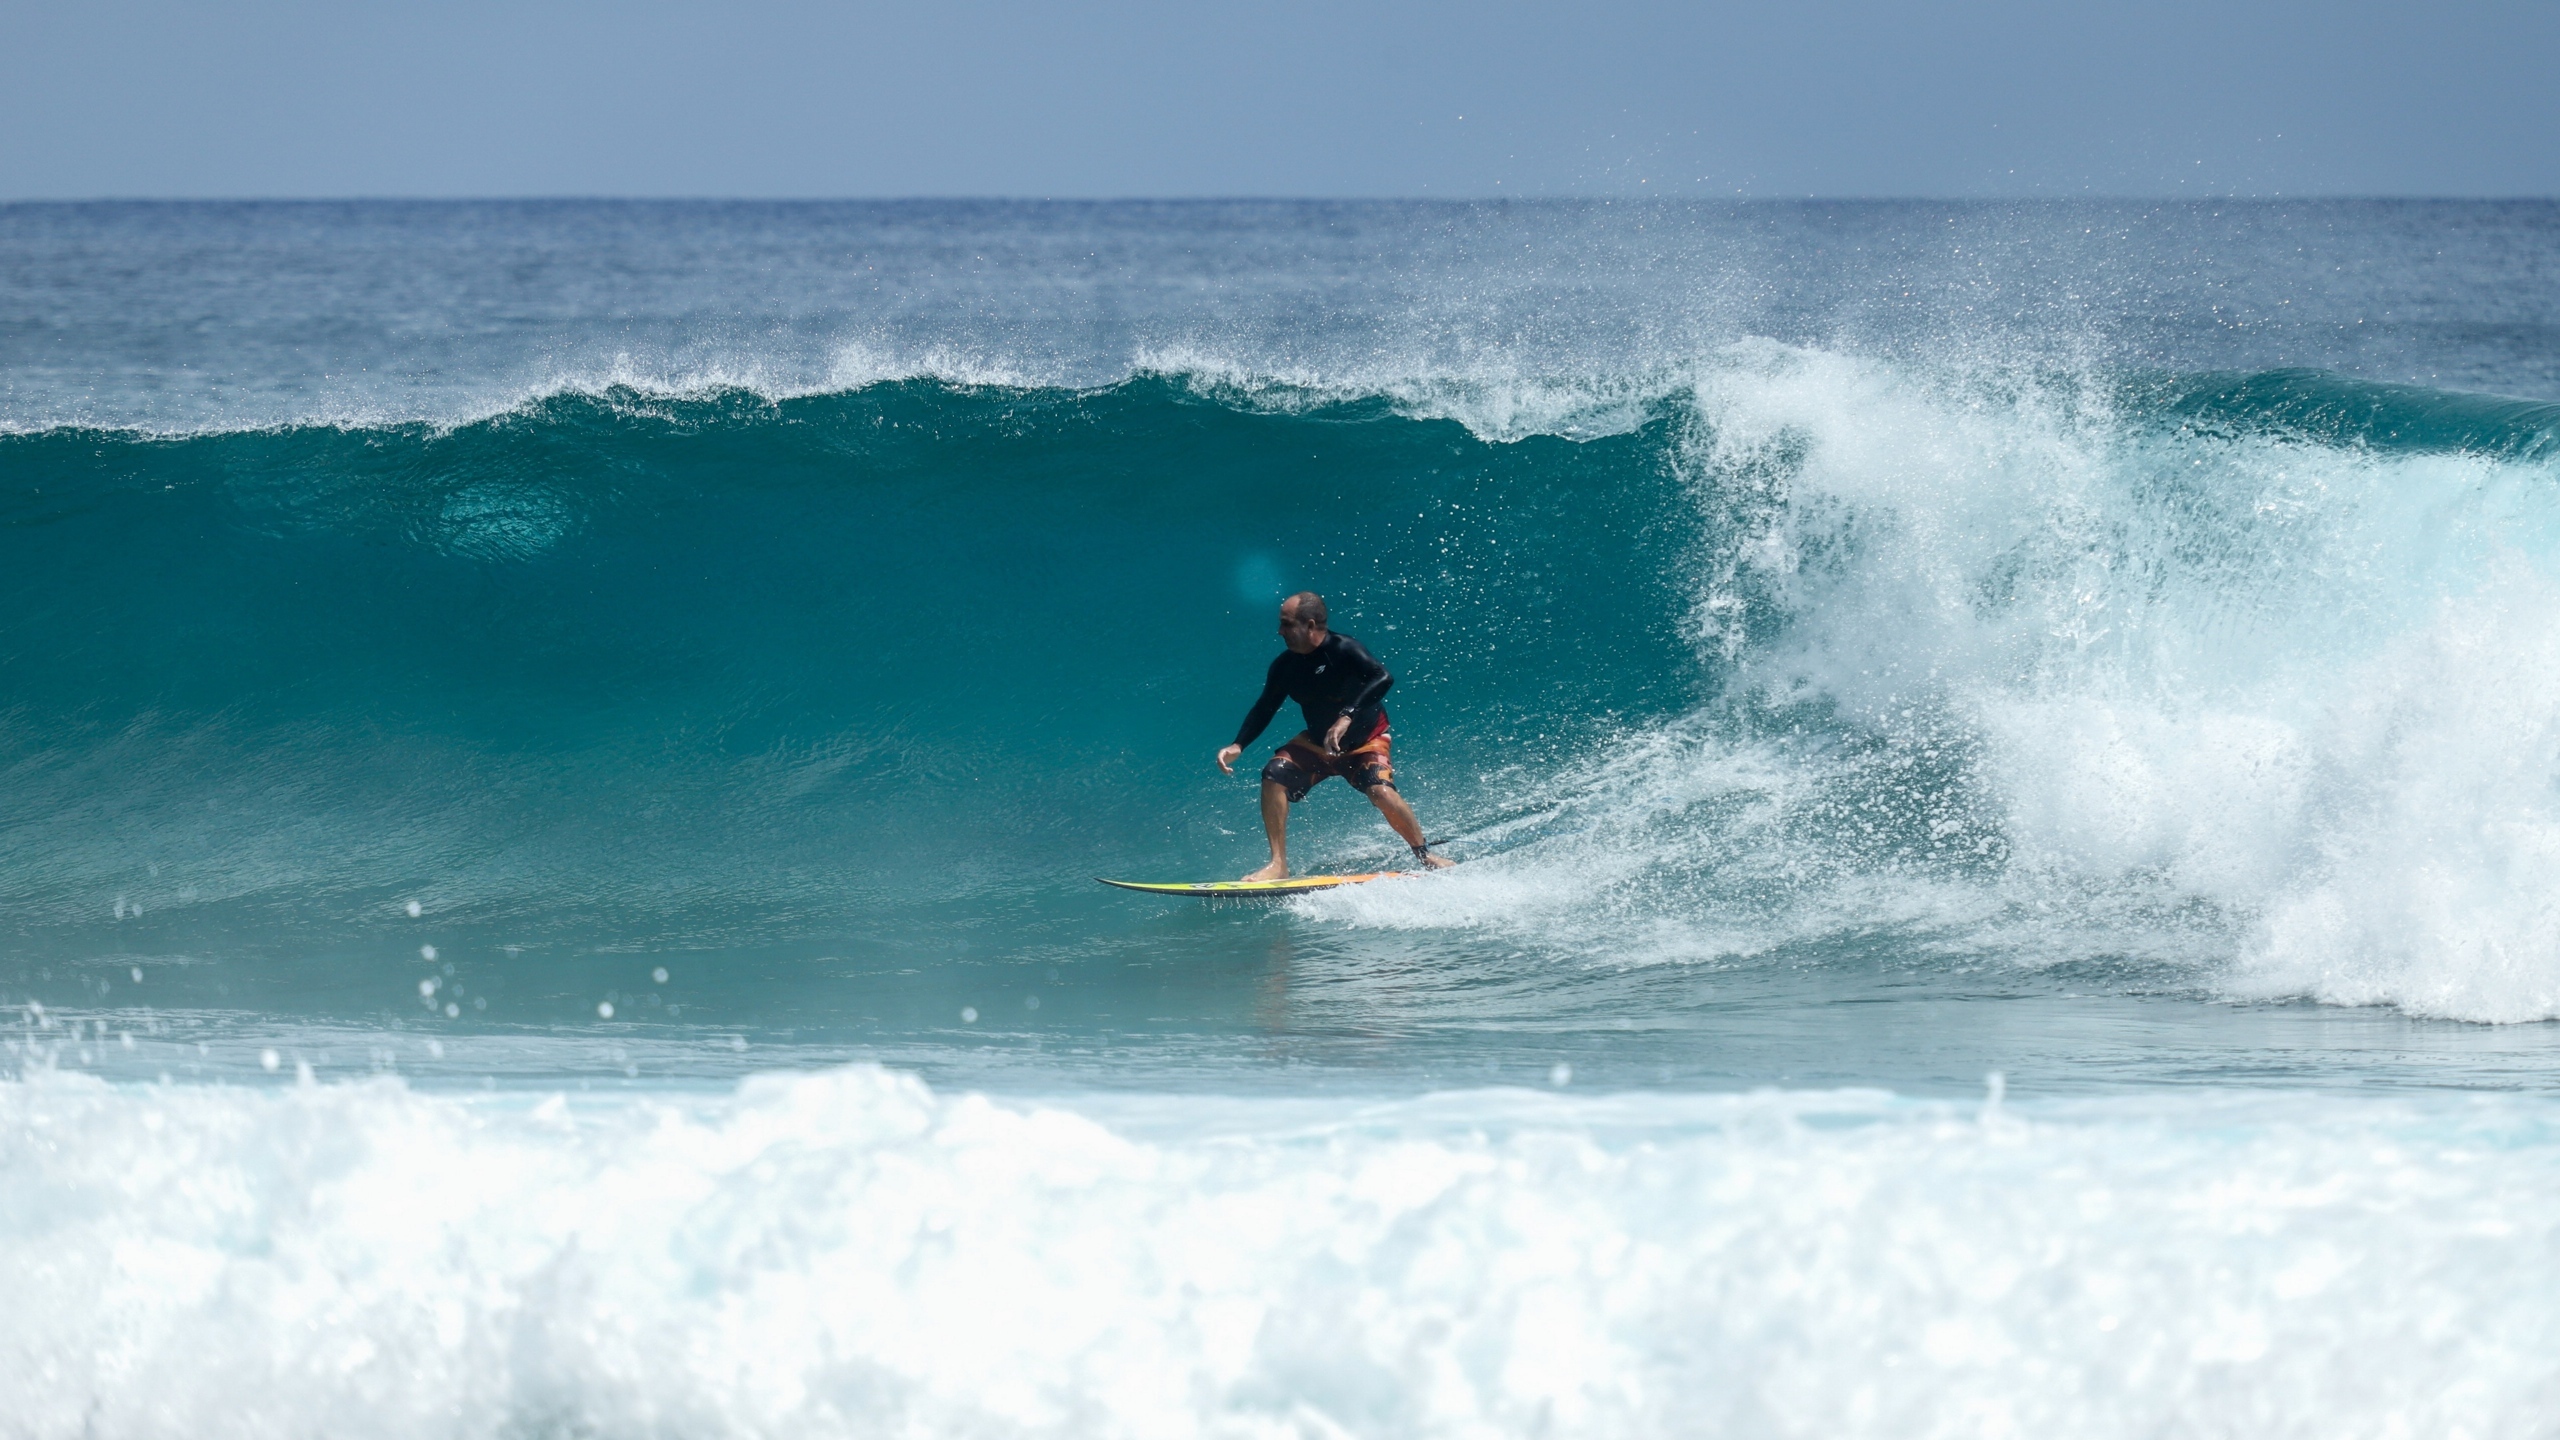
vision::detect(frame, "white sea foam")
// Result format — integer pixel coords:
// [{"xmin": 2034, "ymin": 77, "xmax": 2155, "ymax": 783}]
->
[
  {"xmin": 1691, "ymin": 352, "xmax": 2560, "ymax": 1021},
  {"xmin": 1323, "ymin": 342, "xmax": 2560, "ymax": 1021},
  {"xmin": 2228, "ymin": 571, "xmax": 2560, "ymax": 1021},
  {"xmin": 4, "ymin": 1065, "xmax": 2556, "ymax": 1439}
]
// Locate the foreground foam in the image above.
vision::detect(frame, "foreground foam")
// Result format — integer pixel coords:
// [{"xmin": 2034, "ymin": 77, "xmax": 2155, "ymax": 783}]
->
[{"xmin": 5, "ymin": 1065, "xmax": 2556, "ymax": 1439}]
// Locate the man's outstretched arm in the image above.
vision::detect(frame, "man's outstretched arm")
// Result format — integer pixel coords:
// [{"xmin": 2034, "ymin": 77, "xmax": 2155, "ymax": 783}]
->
[{"xmin": 1221, "ymin": 661, "xmax": 1290, "ymax": 773}]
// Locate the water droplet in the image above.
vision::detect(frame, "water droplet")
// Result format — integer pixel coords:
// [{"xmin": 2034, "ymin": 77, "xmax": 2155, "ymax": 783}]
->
[
  {"xmin": 406, "ymin": 900, "xmax": 423, "ymax": 918},
  {"xmin": 260, "ymin": 1049, "xmax": 280, "ymax": 1072},
  {"xmin": 960, "ymin": 1007, "xmax": 978, "ymax": 1023},
  {"xmin": 596, "ymin": 1001, "xmax": 614, "ymax": 1019},
  {"xmin": 1548, "ymin": 1063, "xmax": 1573, "ymax": 1087},
  {"xmin": 652, "ymin": 967, "xmax": 669, "ymax": 984},
  {"xmin": 130, "ymin": 967, "xmax": 144, "ymax": 984},
  {"xmin": 445, "ymin": 1002, "xmax": 460, "ymax": 1018},
  {"xmin": 420, "ymin": 945, "xmax": 437, "ymax": 961}
]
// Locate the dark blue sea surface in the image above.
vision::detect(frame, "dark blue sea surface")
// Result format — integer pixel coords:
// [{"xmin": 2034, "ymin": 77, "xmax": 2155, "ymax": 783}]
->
[{"xmin": 5, "ymin": 201, "xmax": 2560, "ymax": 1437}]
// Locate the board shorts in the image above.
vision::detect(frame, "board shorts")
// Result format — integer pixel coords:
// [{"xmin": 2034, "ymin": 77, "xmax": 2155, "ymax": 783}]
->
[{"xmin": 1262, "ymin": 715, "xmax": 1394, "ymax": 803}]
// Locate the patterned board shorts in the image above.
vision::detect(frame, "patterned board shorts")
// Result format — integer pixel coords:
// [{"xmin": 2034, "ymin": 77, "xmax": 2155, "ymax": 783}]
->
[{"xmin": 1261, "ymin": 719, "xmax": 1394, "ymax": 803}]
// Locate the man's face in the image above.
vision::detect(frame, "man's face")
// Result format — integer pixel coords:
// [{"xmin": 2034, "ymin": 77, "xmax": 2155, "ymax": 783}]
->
[{"xmin": 1278, "ymin": 602, "xmax": 1325, "ymax": 654}]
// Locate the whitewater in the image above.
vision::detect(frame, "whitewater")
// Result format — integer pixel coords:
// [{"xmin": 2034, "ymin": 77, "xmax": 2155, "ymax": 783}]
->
[{"xmin": 6, "ymin": 199, "xmax": 2560, "ymax": 1437}]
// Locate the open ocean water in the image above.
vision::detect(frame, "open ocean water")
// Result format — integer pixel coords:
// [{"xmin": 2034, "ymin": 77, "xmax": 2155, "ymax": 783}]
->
[{"xmin": 5, "ymin": 199, "xmax": 2560, "ymax": 1436}]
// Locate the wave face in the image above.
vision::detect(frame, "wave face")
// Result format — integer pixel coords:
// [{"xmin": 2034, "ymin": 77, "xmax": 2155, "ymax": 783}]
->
[
  {"xmin": 0, "ymin": 378, "xmax": 1688, "ymax": 943},
  {"xmin": 6, "ymin": 352, "xmax": 2560, "ymax": 1040}
]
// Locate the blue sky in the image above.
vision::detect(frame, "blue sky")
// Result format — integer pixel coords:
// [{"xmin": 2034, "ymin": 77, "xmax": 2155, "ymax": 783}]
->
[{"xmin": 6, "ymin": 0, "xmax": 2555, "ymax": 198}]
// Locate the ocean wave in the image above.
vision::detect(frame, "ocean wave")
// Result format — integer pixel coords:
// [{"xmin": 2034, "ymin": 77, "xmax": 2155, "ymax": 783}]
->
[{"xmin": 9, "ymin": 351, "xmax": 2560, "ymax": 1023}]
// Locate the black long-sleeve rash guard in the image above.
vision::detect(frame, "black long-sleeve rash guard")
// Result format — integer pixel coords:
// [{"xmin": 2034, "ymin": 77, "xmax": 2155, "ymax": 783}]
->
[{"xmin": 1233, "ymin": 632, "xmax": 1396, "ymax": 748}]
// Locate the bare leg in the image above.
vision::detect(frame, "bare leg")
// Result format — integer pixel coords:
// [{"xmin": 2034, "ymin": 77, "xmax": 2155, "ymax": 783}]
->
[
  {"xmin": 1367, "ymin": 784, "xmax": 1456, "ymax": 868},
  {"xmin": 1242, "ymin": 779, "xmax": 1292, "ymax": 880}
]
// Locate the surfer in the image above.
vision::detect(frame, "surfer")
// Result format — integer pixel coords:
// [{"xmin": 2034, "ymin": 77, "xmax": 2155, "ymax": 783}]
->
[{"xmin": 1218, "ymin": 592, "xmax": 1456, "ymax": 880}]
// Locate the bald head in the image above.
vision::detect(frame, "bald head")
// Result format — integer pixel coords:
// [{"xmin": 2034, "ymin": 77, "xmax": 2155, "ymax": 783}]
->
[{"xmin": 1278, "ymin": 591, "xmax": 1330, "ymax": 653}]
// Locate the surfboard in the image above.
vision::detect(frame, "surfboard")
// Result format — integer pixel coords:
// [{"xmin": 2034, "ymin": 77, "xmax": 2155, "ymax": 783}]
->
[{"xmin": 1097, "ymin": 873, "xmax": 1403, "ymax": 897}]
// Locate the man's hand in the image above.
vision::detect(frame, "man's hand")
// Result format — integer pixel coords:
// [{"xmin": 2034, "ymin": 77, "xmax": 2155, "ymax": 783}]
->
[
  {"xmin": 1217, "ymin": 743, "xmax": 1243, "ymax": 774},
  {"xmin": 1324, "ymin": 715, "xmax": 1352, "ymax": 753}
]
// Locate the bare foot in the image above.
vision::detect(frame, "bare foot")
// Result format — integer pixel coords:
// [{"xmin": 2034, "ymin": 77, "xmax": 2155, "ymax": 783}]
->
[
  {"xmin": 1241, "ymin": 859, "xmax": 1290, "ymax": 881},
  {"xmin": 1419, "ymin": 851, "xmax": 1457, "ymax": 870}
]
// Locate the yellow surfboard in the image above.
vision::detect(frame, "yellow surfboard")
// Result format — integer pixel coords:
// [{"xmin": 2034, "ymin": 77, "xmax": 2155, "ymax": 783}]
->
[{"xmin": 1096, "ymin": 873, "xmax": 1404, "ymax": 898}]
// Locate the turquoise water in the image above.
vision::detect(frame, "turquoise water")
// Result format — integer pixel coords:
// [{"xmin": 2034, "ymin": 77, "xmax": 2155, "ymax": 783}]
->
[{"xmin": 7, "ymin": 201, "xmax": 2560, "ymax": 1435}]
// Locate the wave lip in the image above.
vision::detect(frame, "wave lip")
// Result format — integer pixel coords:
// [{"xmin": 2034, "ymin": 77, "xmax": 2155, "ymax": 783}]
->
[{"xmin": 2140, "ymin": 368, "xmax": 2560, "ymax": 460}]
